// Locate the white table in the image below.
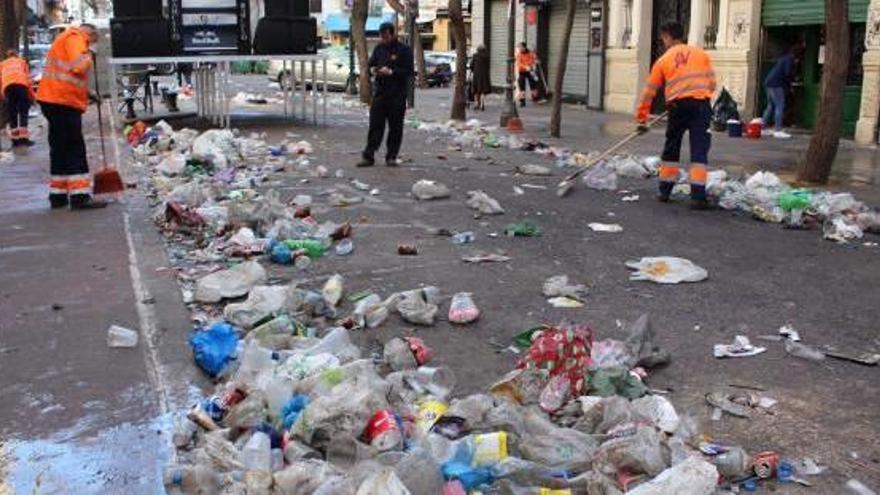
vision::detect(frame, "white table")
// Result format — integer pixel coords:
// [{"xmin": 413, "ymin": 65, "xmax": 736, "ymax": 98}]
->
[{"xmin": 107, "ymin": 54, "xmax": 329, "ymax": 128}]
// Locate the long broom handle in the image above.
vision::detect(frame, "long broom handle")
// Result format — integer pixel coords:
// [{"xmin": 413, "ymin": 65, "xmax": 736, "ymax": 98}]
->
[{"xmin": 91, "ymin": 52, "xmax": 109, "ymax": 171}]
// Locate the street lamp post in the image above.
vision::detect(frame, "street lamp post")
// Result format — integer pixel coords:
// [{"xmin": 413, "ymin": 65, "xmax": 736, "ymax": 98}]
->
[{"xmin": 499, "ymin": 0, "xmax": 519, "ymax": 127}]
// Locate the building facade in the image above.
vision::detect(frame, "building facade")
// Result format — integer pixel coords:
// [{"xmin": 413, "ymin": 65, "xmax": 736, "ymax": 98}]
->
[{"xmin": 473, "ymin": 0, "xmax": 880, "ymax": 143}]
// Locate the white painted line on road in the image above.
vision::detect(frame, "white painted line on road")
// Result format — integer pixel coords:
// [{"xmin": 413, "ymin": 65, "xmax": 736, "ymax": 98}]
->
[{"xmin": 123, "ymin": 212, "xmax": 172, "ymax": 417}]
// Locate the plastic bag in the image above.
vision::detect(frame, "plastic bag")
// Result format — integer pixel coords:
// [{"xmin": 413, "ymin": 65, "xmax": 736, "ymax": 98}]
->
[
  {"xmin": 519, "ymin": 408, "xmax": 598, "ymax": 471},
  {"xmin": 466, "ymin": 190, "xmax": 505, "ymax": 215},
  {"xmin": 608, "ymin": 155, "xmax": 649, "ymax": 178},
  {"xmin": 157, "ymin": 153, "xmax": 187, "ymax": 176},
  {"xmin": 582, "ymin": 162, "xmax": 618, "ymax": 191},
  {"xmin": 626, "ymin": 257, "xmax": 708, "ymax": 284},
  {"xmin": 274, "ymin": 460, "xmax": 341, "ymax": 495},
  {"xmin": 631, "ymin": 395, "xmax": 680, "ymax": 433},
  {"xmin": 542, "ymin": 275, "xmax": 586, "ymax": 300},
  {"xmin": 223, "ymin": 285, "xmax": 293, "ymax": 329},
  {"xmin": 323, "ymin": 274, "xmax": 344, "ymax": 308},
  {"xmin": 188, "ymin": 322, "xmax": 238, "ymax": 377},
  {"xmin": 823, "ymin": 216, "xmax": 864, "ymax": 243},
  {"xmin": 448, "ymin": 292, "xmax": 480, "ymax": 324},
  {"xmin": 516, "ymin": 164, "xmax": 552, "ymax": 176},
  {"xmin": 627, "ymin": 456, "xmax": 718, "ymax": 495},
  {"xmin": 412, "ymin": 180, "xmax": 451, "ymax": 200},
  {"xmin": 396, "ymin": 290, "xmax": 440, "ymax": 326},
  {"xmin": 353, "ymin": 294, "xmax": 391, "ymax": 328},
  {"xmin": 395, "ymin": 448, "xmax": 444, "ymax": 494},
  {"xmin": 712, "ymin": 87, "xmax": 740, "ymax": 131},
  {"xmin": 589, "ymin": 367, "xmax": 648, "ymax": 399},
  {"xmin": 169, "ymin": 181, "xmax": 208, "ymax": 207},
  {"xmin": 593, "ymin": 423, "xmax": 667, "ymax": 476},
  {"xmin": 195, "ymin": 261, "xmax": 267, "ymax": 303},
  {"xmin": 356, "ymin": 467, "xmax": 411, "ymax": 495}
]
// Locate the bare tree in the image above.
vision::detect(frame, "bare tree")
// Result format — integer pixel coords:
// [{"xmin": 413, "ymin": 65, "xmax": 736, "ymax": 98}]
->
[
  {"xmin": 448, "ymin": 0, "xmax": 467, "ymax": 120},
  {"xmin": 549, "ymin": 0, "xmax": 576, "ymax": 137},
  {"xmin": 799, "ymin": 0, "xmax": 849, "ymax": 183},
  {"xmin": 0, "ymin": 0, "xmax": 26, "ymax": 138},
  {"xmin": 386, "ymin": 0, "xmax": 427, "ymax": 87},
  {"xmin": 351, "ymin": 0, "xmax": 372, "ymax": 104}
]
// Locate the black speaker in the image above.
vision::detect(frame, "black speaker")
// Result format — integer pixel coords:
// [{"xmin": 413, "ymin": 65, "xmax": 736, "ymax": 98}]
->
[
  {"xmin": 253, "ymin": 17, "xmax": 317, "ymax": 55},
  {"xmin": 113, "ymin": 0, "xmax": 163, "ymax": 18},
  {"xmin": 110, "ymin": 17, "xmax": 173, "ymax": 57},
  {"xmin": 264, "ymin": 0, "xmax": 310, "ymax": 17}
]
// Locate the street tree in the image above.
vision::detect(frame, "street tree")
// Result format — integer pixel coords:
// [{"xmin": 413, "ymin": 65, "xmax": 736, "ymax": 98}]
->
[
  {"xmin": 549, "ymin": 0, "xmax": 576, "ymax": 137},
  {"xmin": 799, "ymin": 0, "xmax": 849, "ymax": 183},
  {"xmin": 385, "ymin": 0, "xmax": 427, "ymax": 88},
  {"xmin": 351, "ymin": 0, "xmax": 372, "ymax": 104},
  {"xmin": 448, "ymin": 0, "xmax": 468, "ymax": 120},
  {"xmin": 0, "ymin": 0, "xmax": 26, "ymax": 134}
]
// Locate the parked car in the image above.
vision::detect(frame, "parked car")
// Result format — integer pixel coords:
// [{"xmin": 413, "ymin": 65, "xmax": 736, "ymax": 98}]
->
[
  {"xmin": 425, "ymin": 51, "xmax": 457, "ymax": 73},
  {"xmin": 268, "ymin": 47, "xmax": 357, "ymax": 92}
]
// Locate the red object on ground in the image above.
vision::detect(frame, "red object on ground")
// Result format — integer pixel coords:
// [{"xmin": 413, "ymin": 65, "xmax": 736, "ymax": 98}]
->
[
  {"xmin": 517, "ymin": 325, "xmax": 593, "ymax": 396},
  {"xmin": 745, "ymin": 121, "xmax": 762, "ymax": 139},
  {"xmin": 406, "ymin": 337, "xmax": 432, "ymax": 365}
]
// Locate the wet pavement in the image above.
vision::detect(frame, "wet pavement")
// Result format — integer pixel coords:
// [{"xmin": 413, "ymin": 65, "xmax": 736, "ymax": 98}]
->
[{"xmin": 1, "ymin": 79, "xmax": 878, "ymax": 493}]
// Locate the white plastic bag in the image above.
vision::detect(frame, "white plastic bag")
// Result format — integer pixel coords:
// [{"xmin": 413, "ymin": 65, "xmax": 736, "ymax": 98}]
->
[
  {"xmin": 625, "ymin": 257, "xmax": 708, "ymax": 284},
  {"xmin": 582, "ymin": 162, "xmax": 619, "ymax": 190},
  {"xmin": 627, "ymin": 456, "xmax": 718, "ymax": 495},
  {"xmin": 195, "ymin": 261, "xmax": 267, "ymax": 303},
  {"xmin": 412, "ymin": 180, "xmax": 451, "ymax": 200},
  {"xmin": 465, "ymin": 190, "xmax": 505, "ymax": 215},
  {"xmin": 322, "ymin": 274, "xmax": 344, "ymax": 308},
  {"xmin": 356, "ymin": 467, "xmax": 411, "ymax": 495},
  {"xmin": 448, "ymin": 292, "xmax": 480, "ymax": 324}
]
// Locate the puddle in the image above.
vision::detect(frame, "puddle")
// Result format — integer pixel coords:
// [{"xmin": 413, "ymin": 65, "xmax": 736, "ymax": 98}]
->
[{"xmin": 0, "ymin": 416, "xmax": 173, "ymax": 495}]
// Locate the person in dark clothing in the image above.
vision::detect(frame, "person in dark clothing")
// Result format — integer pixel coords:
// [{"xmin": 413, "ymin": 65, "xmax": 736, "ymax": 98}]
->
[
  {"xmin": 470, "ymin": 45, "xmax": 491, "ymax": 111},
  {"xmin": 762, "ymin": 45, "xmax": 802, "ymax": 138},
  {"xmin": 358, "ymin": 22, "xmax": 414, "ymax": 167}
]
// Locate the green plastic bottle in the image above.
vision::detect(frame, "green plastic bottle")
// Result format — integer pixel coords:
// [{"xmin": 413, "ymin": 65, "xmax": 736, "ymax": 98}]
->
[{"xmin": 280, "ymin": 239, "xmax": 327, "ymax": 258}]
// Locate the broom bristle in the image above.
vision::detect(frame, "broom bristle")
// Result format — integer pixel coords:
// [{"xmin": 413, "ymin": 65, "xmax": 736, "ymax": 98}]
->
[{"xmin": 93, "ymin": 168, "xmax": 124, "ymax": 194}]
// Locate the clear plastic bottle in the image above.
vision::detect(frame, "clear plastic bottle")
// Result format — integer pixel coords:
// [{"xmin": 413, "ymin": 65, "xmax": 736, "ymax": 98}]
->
[
  {"xmin": 163, "ymin": 464, "xmax": 221, "ymax": 494},
  {"xmin": 335, "ymin": 238, "xmax": 354, "ymax": 256},
  {"xmin": 241, "ymin": 431, "xmax": 272, "ymax": 472},
  {"xmin": 451, "ymin": 232, "xmax": 475, "ymax": 244}
]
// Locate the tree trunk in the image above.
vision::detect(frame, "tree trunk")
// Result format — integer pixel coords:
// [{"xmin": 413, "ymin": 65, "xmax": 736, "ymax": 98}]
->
[
  {"xmin": 449, "ymin": 0, "xmax": 468, "ymax": 120},
  {"xmin": 549, "ymin": 0, "xmax": 576, "ymax": 137},
  {"xmin": 351, "ymin": 0, "xmax": 372, "ymax": 105},
  {"xmin": 0, "ymin": 0, "xmax": 25, "ymax": 138},
  {"xmin": 412, "ymin": 24, "xmax": 427, "ymax": 88},
  {"xmin": 798, "ymin": 0, "xmax": 849, "ymax": 183}
]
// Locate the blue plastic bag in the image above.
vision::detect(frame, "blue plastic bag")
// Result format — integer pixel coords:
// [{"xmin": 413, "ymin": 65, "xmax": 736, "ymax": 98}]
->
[
  {"xmin": 189, "ymin": 322, "xmax": 239, "ymax": 377},
  {"xmin": 441, "ymin": 461, "xmax": 494, "ymax": 491},
  {"xmin": 281, "ymin": 394, "xmax": 310, "ymax": 430}
]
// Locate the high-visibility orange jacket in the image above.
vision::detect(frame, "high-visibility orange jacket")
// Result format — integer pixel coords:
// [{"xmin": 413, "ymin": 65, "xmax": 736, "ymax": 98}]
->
[
  {"xmin": 36, "ymin": 27, "xmax": 93, "ymax": 112},
  {"xmin": 635, "ymin": 43, "xmax": 716, "ymax": 122},
  {"xmin": 0, "ymin": 56, "xmax": 35, "ymax": 99},
  {"xmin": 516, "ymin": 51, "xmax": 536, "ymax": 73}
]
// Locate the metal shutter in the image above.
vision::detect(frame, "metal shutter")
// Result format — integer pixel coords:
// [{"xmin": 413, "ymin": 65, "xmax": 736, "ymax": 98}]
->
[
  {"xmin": 762, "ymin": 0, "xmax": 869, "ymax": 26},
  {"xmin": 546, "ymin": 0, "xmax": 589, "ymax": 99},
  {"xmin": 490, "ymin": 0, "xmax": 510, "ymax": 87}
]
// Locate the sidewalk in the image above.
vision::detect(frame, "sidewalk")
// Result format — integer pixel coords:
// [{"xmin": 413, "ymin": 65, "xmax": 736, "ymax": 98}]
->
[
  {"xmin": 412, "ymin": 88, "xmax": 880, "ymax": 203},
  {"xmin": 0, "ymin": 111, "xmax": 196, "ymax": 493}
]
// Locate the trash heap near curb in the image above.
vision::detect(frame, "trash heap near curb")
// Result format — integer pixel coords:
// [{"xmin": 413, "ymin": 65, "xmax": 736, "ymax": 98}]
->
[{"xmin": 124, "ymin": 120, "xmax": 834, "ymax": 494}]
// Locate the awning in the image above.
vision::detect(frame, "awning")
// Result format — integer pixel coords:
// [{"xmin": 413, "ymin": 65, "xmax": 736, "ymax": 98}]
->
[{"xmin": 324, "ymin": 13, "xmax": 397, "ymax": 33}]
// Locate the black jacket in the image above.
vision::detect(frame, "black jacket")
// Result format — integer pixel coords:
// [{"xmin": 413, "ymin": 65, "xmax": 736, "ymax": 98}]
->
[{"xmin": 368, "ymin": 40, "xmax": 414, "ymax": 99}]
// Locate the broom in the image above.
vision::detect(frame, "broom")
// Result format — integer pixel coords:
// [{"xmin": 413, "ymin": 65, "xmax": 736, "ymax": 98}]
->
[{"xmin": 91, "ymin": 53, "xmax": 124, "ymax": 195}]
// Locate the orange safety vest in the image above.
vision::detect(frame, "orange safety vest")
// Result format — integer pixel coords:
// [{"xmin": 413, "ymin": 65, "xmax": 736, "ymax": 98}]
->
[
  {"xmin": 516, "ymin": 51, "xmax": 536, "ymax": 73},
  {"xmin": 0, "ymin": 56, "xmax": 34, "ymax": 98},
  {"xmin": 36, "ymin": 27, "xmax": 93, "ymax": 112},
  {"xmin": 635, "ymin": 44, "xmax": 716, "ymax": 122}
]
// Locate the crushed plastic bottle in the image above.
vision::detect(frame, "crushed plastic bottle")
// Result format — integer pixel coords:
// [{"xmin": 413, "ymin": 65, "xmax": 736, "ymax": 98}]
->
[
  {"xmin": 163, "ymin": 464, "xmax": 222, "ymax": 494},
  {"xmin": 335, "ymin": 238, "xmax": 354, "ymax": 255},
  {"xmin": 107, "ymin": 325, "xmax": 138, "ymax": 347},
  {"xmin": 241, "ymin": 431, "xmax": 272, "ymax": 472}
]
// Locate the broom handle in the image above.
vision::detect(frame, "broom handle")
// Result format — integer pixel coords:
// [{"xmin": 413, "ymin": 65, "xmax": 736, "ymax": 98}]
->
[{"xmin": 91, "ymin": 52, "xmax": 109, "ymax": 171}]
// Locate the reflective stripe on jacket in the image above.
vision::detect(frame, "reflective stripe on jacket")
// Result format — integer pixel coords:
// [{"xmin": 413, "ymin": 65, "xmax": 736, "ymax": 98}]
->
[
  {"xmin": 0, "ymin": 56, "xmax": 34, "ymax": 98},
  {"xmin": 635, "ymin": 44, "xmax": 716, "ymax": 122},
  {"xmin": 36, "ymin": 27, "xmax": 93, "ymax": 112}
]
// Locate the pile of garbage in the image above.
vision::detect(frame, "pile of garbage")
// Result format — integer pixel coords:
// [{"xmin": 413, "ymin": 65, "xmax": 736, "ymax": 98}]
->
[{"xmin": 706, "ymin": 170, "xmax": 880, "ymax": 243}]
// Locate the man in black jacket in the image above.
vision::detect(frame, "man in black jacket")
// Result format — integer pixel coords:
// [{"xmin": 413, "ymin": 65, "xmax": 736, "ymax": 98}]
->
[{"xmin": 357, "ymin": 22, "xmax": 414, "ymax": 167}]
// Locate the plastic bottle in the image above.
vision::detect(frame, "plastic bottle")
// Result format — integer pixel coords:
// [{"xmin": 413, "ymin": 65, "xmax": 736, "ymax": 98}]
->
[
  {"xmin": 335, "ymin": 238, "xmax": 354, "ymax": 256},
  {"xmin": 713, "ymin": 446, "xmax": 752, "ymax": 479},
  {"xmin": 163, "ymin": 464, "xmax": 222, "ymax": 494},
  {"xmin": 237, "ymin": 341, "xmax": 275, "ymax": 383},
  {"xmin": 280, "ymin": 239, "xmax": 326, "ymax": 258},
  {"xmin": 451, "ymin": 232, "xmax": 475, "ymax": 244},
  {"xmin": 448, "ymin": 293, "xmax": 480, "ymax": 324},
  {"xmin": 172, "ymin": 415, "xmax": 199, "ymax": 448},
  {"xmin": 241, "ymin": 431, "xmax": 272, "ymax": 472}
]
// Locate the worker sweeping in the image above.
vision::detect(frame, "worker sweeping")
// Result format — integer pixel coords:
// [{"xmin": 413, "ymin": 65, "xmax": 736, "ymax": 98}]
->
[
  {"xmin": 0, "ymin": 49, "xmax": 36, "ymax": 147},
  {"xmin": 36, "ymin": 23, "xmax": 107, "ymax": 210},
  {"xmin": 635, "ymin": 21, "xmax": 716, "ymax": 209}
]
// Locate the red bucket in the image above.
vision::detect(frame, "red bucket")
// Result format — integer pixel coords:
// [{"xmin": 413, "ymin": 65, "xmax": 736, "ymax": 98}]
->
[{"xmin": 745, "ymin": 121, "xmax": 763, "ymax": 139}]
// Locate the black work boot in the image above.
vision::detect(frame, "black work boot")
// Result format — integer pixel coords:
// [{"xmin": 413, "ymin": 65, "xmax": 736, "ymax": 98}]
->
[
  {"xmin": 70, "ymin": 194, "xmax": 109, "ymax": 210},
  {"xmin": 49, "ymin": 194, "xmax": 69, "ymax": 209},
  {"xmin": 657, "ymin": 181, "xmax": 674, "ymax": 202},
  {"xmin": 689, "ymin": 184, "xmax": 709, "ymax": 210},
  {"xmin": 385, "ymin": 156, "xmax": 399, "ymax": 167},
  {"xmin": 356, "ymin": 154, "xmax": 375, "ymax": 167}
]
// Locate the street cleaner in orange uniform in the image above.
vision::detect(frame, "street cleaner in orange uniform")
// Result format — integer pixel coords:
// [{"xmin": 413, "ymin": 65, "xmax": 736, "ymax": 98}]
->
[
  {"xmin": 0, "ymin": 49, "xmax": 36, "ymax": 146},
  {"xmin": 36, "ymin": 23, "xmax": 107, "ymax": 210},
  {"xmin": 636, "ymin": 21, "xmax": 716, "ymax": 209}
]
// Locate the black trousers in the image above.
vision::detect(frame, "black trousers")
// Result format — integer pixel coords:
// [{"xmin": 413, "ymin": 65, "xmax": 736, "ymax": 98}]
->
[
  {"xmin": 41, "ymin": 102, "xmax": 90, "ymax": 201},
  {"xmin": 4, "ymin": 84, "xmax": 31, "ymax": 131},
  {"xmin": 517, "ymin": 71, "xmax": 538, "ymax": 100},
  {"xmin": 661, "ymin": 98, "xmax": 712, "ymax": 165},
  {"xmin": 364, "ymin": 95, "xmax": 406, "ymax": 161}
]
